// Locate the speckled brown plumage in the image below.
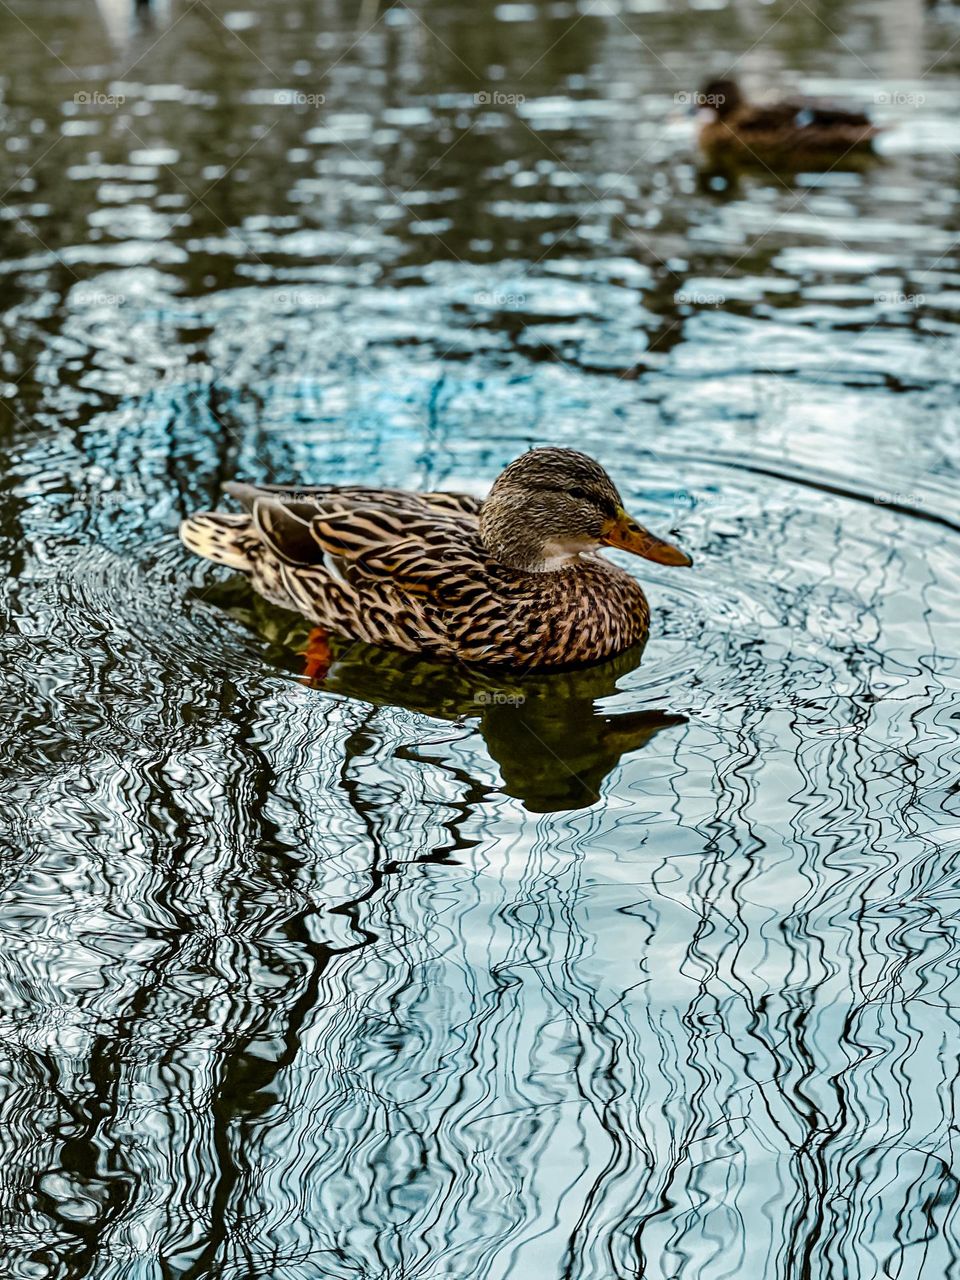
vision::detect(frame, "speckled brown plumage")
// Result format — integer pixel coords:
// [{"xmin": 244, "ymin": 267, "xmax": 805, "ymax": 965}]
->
[{"xmin": 180, "ymin": 448, "xmax": 691, "ymax": 671}]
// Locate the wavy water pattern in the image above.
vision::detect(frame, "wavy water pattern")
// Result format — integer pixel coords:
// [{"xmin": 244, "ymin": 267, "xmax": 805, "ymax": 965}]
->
[{"xmin": 0, "ymin": 0, "xmax": 959, "ymax": 1277}]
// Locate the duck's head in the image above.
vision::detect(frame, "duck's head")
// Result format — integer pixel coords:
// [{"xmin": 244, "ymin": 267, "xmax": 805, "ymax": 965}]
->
[
  {"xmin": 699, "ymin": 77, "xmax": 744, "ymax": 120},
  {"xmin": 479, "ymin": 447, "xmax": 692, "ymax": 573}
]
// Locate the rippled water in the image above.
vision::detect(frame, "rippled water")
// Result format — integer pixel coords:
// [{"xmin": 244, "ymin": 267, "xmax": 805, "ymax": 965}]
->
[{"xmin": 1, "ymin": 0, "xmax": 960, "ymax": 1275}]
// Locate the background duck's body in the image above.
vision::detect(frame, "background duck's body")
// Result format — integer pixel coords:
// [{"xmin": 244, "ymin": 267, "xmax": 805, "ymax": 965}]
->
[
  {"xmin": 698, "ymin": 78, "xmax": 880, "ymax": 166},
  {"xmin": 180, "ymin": 449, "xmax": 691, "ymax": 671}
]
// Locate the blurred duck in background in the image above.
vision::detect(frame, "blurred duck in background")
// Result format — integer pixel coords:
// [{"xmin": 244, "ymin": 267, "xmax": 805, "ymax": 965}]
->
[{"xmin": 697, "ymin": 77, "xmax": 882, "ymax": 168}]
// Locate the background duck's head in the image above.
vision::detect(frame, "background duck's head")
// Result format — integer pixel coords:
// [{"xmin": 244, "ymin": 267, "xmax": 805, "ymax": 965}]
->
[
  {"xmin": 699, "ymin": 77, "xmax": 744, "ymax": 120},
  {"xmin": 479, "ymin": 447, "xmax": 692, "ymax": 573}
]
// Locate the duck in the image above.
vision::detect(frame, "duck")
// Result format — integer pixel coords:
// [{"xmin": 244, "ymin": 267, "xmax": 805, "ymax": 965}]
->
[
  {"xmin": 180, "ymin": 447, "xmax": 692, "ymax": 671},
  {"xmin": 697, "ymin": 77, "xmax": 880, "ymax": 165}
]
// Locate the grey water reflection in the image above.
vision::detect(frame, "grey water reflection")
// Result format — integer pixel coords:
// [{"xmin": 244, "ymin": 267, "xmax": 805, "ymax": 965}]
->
[{"xmin": 1, "ymin": 0, "xmax": 960, "ymax": 1277}]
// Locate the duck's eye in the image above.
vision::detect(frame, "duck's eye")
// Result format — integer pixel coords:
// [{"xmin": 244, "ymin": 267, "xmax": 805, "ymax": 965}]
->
[{"xmin": 569, "ymin": 486, "xmax": 590, "ymax": 501}]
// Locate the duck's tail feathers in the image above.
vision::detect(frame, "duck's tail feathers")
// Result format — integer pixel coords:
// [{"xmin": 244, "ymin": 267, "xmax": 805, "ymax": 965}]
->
[{"xmin": 180, "ymin": 512, "xmax": 259, "ymax": 572}]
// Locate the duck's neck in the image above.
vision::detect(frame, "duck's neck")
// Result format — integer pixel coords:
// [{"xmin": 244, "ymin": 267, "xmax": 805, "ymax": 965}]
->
[
  {"xmin": 481, "ymin": 520, "xmax": 597, "ymax": 573},
  {"xmin": 479, "ymin": 491, "xmax": 601, "ymax": 572},
  {"xmin": 535, "ymin": 538, "xmax": 601, "ymax": 572}
]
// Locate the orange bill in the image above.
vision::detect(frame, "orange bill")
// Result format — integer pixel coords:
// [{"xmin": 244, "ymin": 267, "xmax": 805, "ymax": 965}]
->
[{"xmin": 601, "ymin": 507, "xmax": 692, "ymax": 567}]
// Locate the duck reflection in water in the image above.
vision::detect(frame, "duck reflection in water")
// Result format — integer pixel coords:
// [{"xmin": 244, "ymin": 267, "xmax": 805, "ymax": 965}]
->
[
  {"xmin": 200, "ymin": 581, "xmax": 686, "ymax": 814},
  {"xmin": 94, "ymin": 0, "xmax": 169, "ymax": 43}
]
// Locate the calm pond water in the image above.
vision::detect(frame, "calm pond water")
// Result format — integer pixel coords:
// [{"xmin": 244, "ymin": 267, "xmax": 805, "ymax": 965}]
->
[{"xmin": 1, "ymin": 0, "xmax": 960, "ymax": 1276}]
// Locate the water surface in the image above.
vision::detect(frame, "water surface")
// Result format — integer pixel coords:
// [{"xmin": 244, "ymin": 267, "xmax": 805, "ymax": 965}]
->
[{"xmin": 1, "ymin": 0, "xmax": 960, "ymax": 1276}]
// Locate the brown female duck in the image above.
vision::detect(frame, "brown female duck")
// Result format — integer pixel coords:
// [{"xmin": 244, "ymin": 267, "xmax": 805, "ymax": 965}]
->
[
  {"xmin": 698, "ymin": 77, "xmax": 880, "ymax": 165},
  {"xmin": 180, "ymin": 447, "xmax": 691, "ymax": 670}
]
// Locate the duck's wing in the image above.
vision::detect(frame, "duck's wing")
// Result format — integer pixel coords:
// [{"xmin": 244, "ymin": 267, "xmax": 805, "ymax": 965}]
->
[
  {"xmin": 224, "ymin": 482, "xmax": 490, "ymax": 604},
  {"xmin": 738, "ymin": 98, "xmax": 876, "ymax": 134},
  {"xmin": 224, "ymin": 481, "xmax": 482, "ymax": 519}
]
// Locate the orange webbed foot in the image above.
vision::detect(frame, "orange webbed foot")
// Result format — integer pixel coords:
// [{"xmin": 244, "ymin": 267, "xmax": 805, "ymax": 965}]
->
[{"xmin": 302, "ymin": 626, "xmax": 333, "ymax": 683}]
